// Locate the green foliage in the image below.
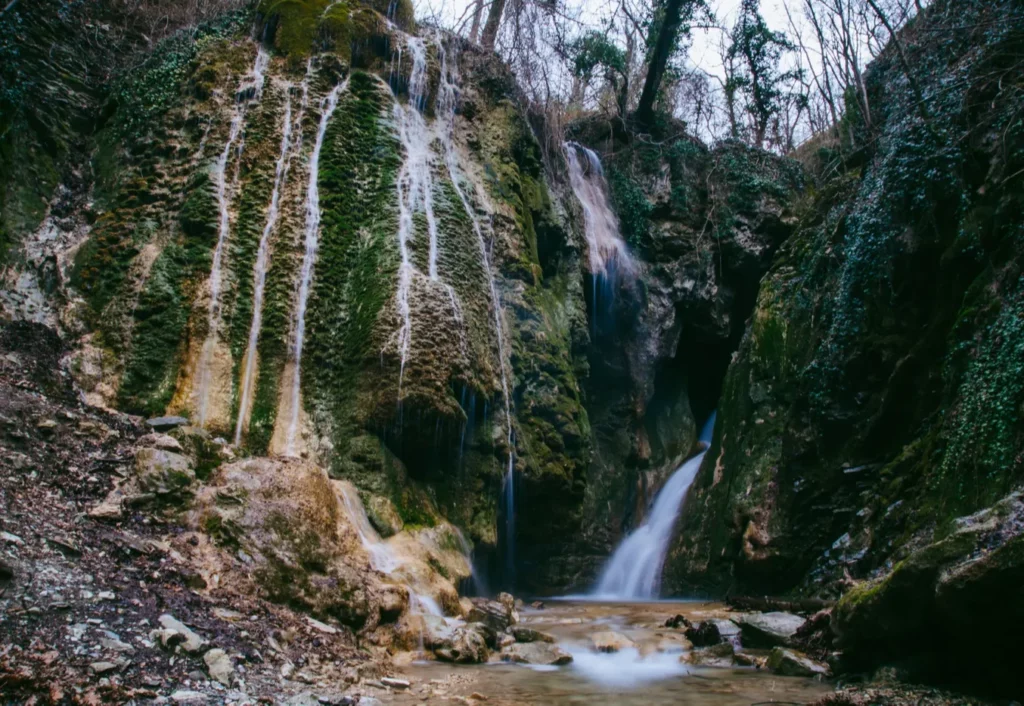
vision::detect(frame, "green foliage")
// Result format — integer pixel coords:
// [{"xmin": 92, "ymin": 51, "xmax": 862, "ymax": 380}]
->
[
  {"xmin": 605, "ymin": 168, "xmax": 651, "ymax": 249},
  {"xmin": 727, "ymin": 0, "xmax": 803, "ymax": 146},
  {"xmin": 109, "ymin": 11, "xmax": 249, "ymax": 140},
  {"xmin": 939, "ymin": 284, "xmax": 1024, "ymax": 508},
  {"xmin": 571, "ymin": 31, "xmax": 627, "ymax": 81},
  {"xmin": 258, "ymin": 0, "xmax": 400, "ymax": 57}
]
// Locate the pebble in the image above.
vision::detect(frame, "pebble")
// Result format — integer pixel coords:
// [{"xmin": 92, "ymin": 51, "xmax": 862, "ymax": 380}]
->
[
  {"xmin": 1, "ymin": 531, "xmax": 24, "ymax": 546},
  {"xmin": 170, "ymin": 690, "xmax": 209, "ymax": 704},
  {"xmin": 90, "ymin": 661, "xmax": 118, "ymax": 674},
  {"xmin": 381, "ymin": 677, "xmax": 411, "ymax": 689}
]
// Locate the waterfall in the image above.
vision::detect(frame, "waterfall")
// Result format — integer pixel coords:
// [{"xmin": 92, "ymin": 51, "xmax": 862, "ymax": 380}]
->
[
  {"xmin": 235, "ymin": 69, "xmax": 311, "ymax": 446},
  {"xmin": 435, "ymin": 38, "xmax": 518, "ymax": 584},
  {"xmin": 334, "ymin": 482, "xmax": 445, "ymax": 617},
  {"xmin": 564, "ymin": 142, "xmax": 633, "ymax": 278},
  {"xmin": 195, "ymin": 47, "xmax": 271, "ymax": 427},
  {"xmin": 283, "ymin": 77, "xmax": 349, "ymax": 456},
  {"xmin": 593, "ymin": 413, "xmax": 717, "ymax": 600}
]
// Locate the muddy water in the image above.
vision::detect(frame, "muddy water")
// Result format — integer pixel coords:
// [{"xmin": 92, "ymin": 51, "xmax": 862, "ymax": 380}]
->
[{"xmin": 380, "ymin": 600, "xmax": 831, "ymax": 705}]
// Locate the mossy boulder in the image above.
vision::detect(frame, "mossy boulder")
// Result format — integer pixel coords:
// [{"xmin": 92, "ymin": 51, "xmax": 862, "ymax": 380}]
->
[{"xmin": 833, "ymin": 492, "xmax": 1024, "ymax": 697}]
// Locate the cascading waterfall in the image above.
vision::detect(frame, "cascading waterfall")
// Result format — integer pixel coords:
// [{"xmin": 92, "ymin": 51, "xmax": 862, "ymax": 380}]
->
[
  {"xmin": 195, "ymin": 47, "xmax": 270, "ymax": 427},
  {"xmin": 435, "ymin": 38, "xmax": 518, "ymax": 584},
  {"xmin": 564, "ymin": 142, "xmax": 635, "ymax": 333},
  {"xmin": 389, "ymin": 33, "xmax": 465, "ymax": 392},
  {"xmin": 335, "ymin": 482, "xmax": 445, "ymax": 617},
  {"xmin": 234, "ymin": 70, "xmax": 311, "ymax": 446},
  {"xmin": 564, "ymin": 142, "xmax": 633, "ymax": 277},
  {"xmin": 593, "ymin": 412, "xmax": 717, "ymax": 600},
  {"xmin": 282, "ymin": 77, "xmax": 349, "ymax": 456}
]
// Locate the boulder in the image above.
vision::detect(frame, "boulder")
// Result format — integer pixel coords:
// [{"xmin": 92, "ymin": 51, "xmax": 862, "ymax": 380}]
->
[
  {"xmin": 134, "ymin": 447, "xmax": 195, "ymax": 499},
  {"xmin": 767, "ymin": 647, "xmax": 828, "ymax": 677},
  {"xmin": 501, "ymin": 641, "xmax": 572, "ymax": 666},
  {"xmin": 510, "ymin": 626, "xmax": 555, "ymax": 643},
  {"xmin": 589, "ymin": 630, "xmax": 635, "ymax": 653},
  {"xmin": 734, "ymin": 612, "xmax": 805, "ymax": 647},
  {"xmin": 466, "ymin": 598, "xmax": 517, "ymax": 632},
  {"xmin": 434, "ymin": 623, "xmax": 490, "ymax": 664},
  {"xmin": 685, "ymin": 620, "xmax": 721, "ymax": 647}
]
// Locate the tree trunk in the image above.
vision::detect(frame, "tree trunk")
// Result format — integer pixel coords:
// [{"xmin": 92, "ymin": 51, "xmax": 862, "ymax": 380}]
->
[
  {"xmin": 635, "ymin": 0, "xmax": 687, "ymax": 126},
  {"xmin": 480, "ymin": 0, "xmax": 506, "ymax": 50},
  {"xmin": 468, "ymin": 0, "xmax": 484, "ymax": 43}
]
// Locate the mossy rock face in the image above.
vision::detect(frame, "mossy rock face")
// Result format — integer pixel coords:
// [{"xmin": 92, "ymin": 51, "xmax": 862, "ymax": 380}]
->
[
  {"xmin": 832, "ymin": 492, "xmax": 1024, "ymax": 697},
  {"xmin": 665, "ymin": 0, "xmax": 1024, "ymax": 600}
]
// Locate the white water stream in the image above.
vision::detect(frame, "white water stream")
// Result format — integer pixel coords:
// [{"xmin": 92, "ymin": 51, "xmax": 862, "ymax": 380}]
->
[
  {"xmin": 234, "ymin": 80, "xmax": 302, "ymax": 445},
  {"xmin": 564, "ymin": 142, "xmax": 633, "ymax": 278},
  {"xmin": 195, "ymin": 47, "xmax": 270, "ymax": 426},
  {"xmin": 335, "ymin": 482, "xmax": 445, "ymax": 617},
  {"xmin": 593, "ymin": 413, "xmax": 717, "ymax": 600},
  {"xmin": 434, "ymin": 38, "xmax": 518, "ymax": 579},
  {"xmin": 283, "ymin": 77, "xmax": 350, "ymax": 455}
]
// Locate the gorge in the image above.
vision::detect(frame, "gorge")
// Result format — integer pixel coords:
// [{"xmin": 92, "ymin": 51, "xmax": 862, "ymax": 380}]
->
[{"xmin": 1, "ymin": 0, "xmax": 1023, "ymax": 703}]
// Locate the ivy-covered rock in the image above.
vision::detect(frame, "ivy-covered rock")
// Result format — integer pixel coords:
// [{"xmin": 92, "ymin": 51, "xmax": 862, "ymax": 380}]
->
[{"xmin": 665, "ymin": 0, "xmax": 1024, "ymax": 605}]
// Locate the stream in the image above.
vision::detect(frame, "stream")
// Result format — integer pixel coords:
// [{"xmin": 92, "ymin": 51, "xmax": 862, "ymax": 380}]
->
[{"xmin": 378, "ymin": 600, "xmax": 831, "ymax": 705}]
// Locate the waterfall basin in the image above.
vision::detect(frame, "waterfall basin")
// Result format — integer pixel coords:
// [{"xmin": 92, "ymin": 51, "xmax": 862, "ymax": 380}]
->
[{"xmin": 382, "ymin": 599, "xmax": 831, "ymax": 705}]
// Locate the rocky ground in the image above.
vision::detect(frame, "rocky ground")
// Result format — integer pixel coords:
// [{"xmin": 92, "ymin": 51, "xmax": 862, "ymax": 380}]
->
[{"xmin": 0, "ymin": 322, "xmax": 394, "ymax": 704}]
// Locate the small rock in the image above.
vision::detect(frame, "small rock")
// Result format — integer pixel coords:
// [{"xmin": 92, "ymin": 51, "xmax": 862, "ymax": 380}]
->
[
  {"xmin": 170, "ymin": 690, "xmax": 208, "ymax": 704},
  {"xmin": 589, "ymin": 630, "xmax": 635, "ymax": 653},
  {"xmin": 306, "ymin": 616, "xmax": 338, "ymax": 634},
  {"xmin": 36, "ymin": 418, "xmax": 58, "ymax": 431},
  {"xmin": 147, "ymin": 416, "xmax": 189, "ymax": 432},
  {"xmin": 0, "ymin": 559, "xmax": 13, "ymax": 580},
  {"xmin": 468, "ymin": 694, "xmax": 488, "ymax": 702},
  {"xmin": 1, "ymin": 531, "xmax": 25, "ymax": 546},
  {"xmin": 529, "ymin": 601, "xmax": 545, "ymax": 610},
  {"xmin": 732, "ymin": 651, "xmax": 765, "ymax": 668},
  {"xmin": 90, "ymin": 661, "xmax": 118, "ymax": 675},
  {"xmin": 99, "ymin": 637, "xmax": 135, "ymax": 653},
  {"xmin": 734, "ymin": 612, "xmax": 806, "ymax": 647},
  {"xmin": 511, "ymin": 626, "xmax": 555, "ymax": 643},
  {"xmin": 213, "ymin": 607, "xmax": 245, "ymax": 622},
  {"xmin": 157, "ymin": 614, "xmax": 207, "ymax": 654},
  {"xmin": 139, "ymin": 433, "xmax": 184, "ymax": 452},
  {"xmin": 501, "ymin": 642, "xmax": 573, "ymax": 666},
  {"xmin": 685, "ymin": 620, "xmax": 721, "ymax": 647},
  {"xmin": 766, "ymin": 647, "xmax": 829, "ymax": 677},
  {"xmin": 46, "ymin": 536, "xmax": 82, "ymax": 557},
  {"xmin": 665, "ymin": 614, "xmax": 691, "ymax": 629},
  {"xmin": 204, "ymin": 648, "xmax": 234, "ymax": 686},
  {"xmin": 381, "ymin": 677, "xmax": 411, "ymax": 689}
]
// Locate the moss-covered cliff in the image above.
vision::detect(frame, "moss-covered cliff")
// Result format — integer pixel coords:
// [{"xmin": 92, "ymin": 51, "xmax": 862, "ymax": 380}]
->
[
  {"xmin": 666, "ymin": 0, "xmax": 1024, "ymax": 599},
  {"xmin": 0, "ymin": 0, "xmax": 804, "ymax": 595}
]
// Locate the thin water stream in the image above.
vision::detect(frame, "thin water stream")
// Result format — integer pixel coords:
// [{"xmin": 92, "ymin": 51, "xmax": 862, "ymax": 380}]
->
[{"xmin": 383, "ymin": 600, "xmax": 830, "ymax": 705}]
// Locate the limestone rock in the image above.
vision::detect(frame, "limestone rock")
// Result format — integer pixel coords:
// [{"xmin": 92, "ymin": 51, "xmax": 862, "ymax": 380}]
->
[
  {"xmin": 466, "ymin": 598, "xmax": 517, "ymax": 632},
  {"xmin": 204, "ymin": 648, "xmax": 234, "ymax": 686},
  {"xmin": 434, "ymin": 624, "xmax": 490, "ymax": 664},
  {"xmin": 767, "ymin": 647, "xmax": 828, "ymax": 677},
  {"xmin": 734, "ymin": 612, "xmax": 805, "ymax": 647},
  {"xmin": 156, "ymin": 614, "xmax": 207, "ymax": 654},
  {"xmin": 134, "ymin": 447, "xmax": 195, "ymax": 498},
  {"xmin": 501, "ymin": 641, "xmax": 572, "ymax": 666},
  {"xmin": 510, "ymin": 626, "xmax": 555, "ymax": 643}
]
